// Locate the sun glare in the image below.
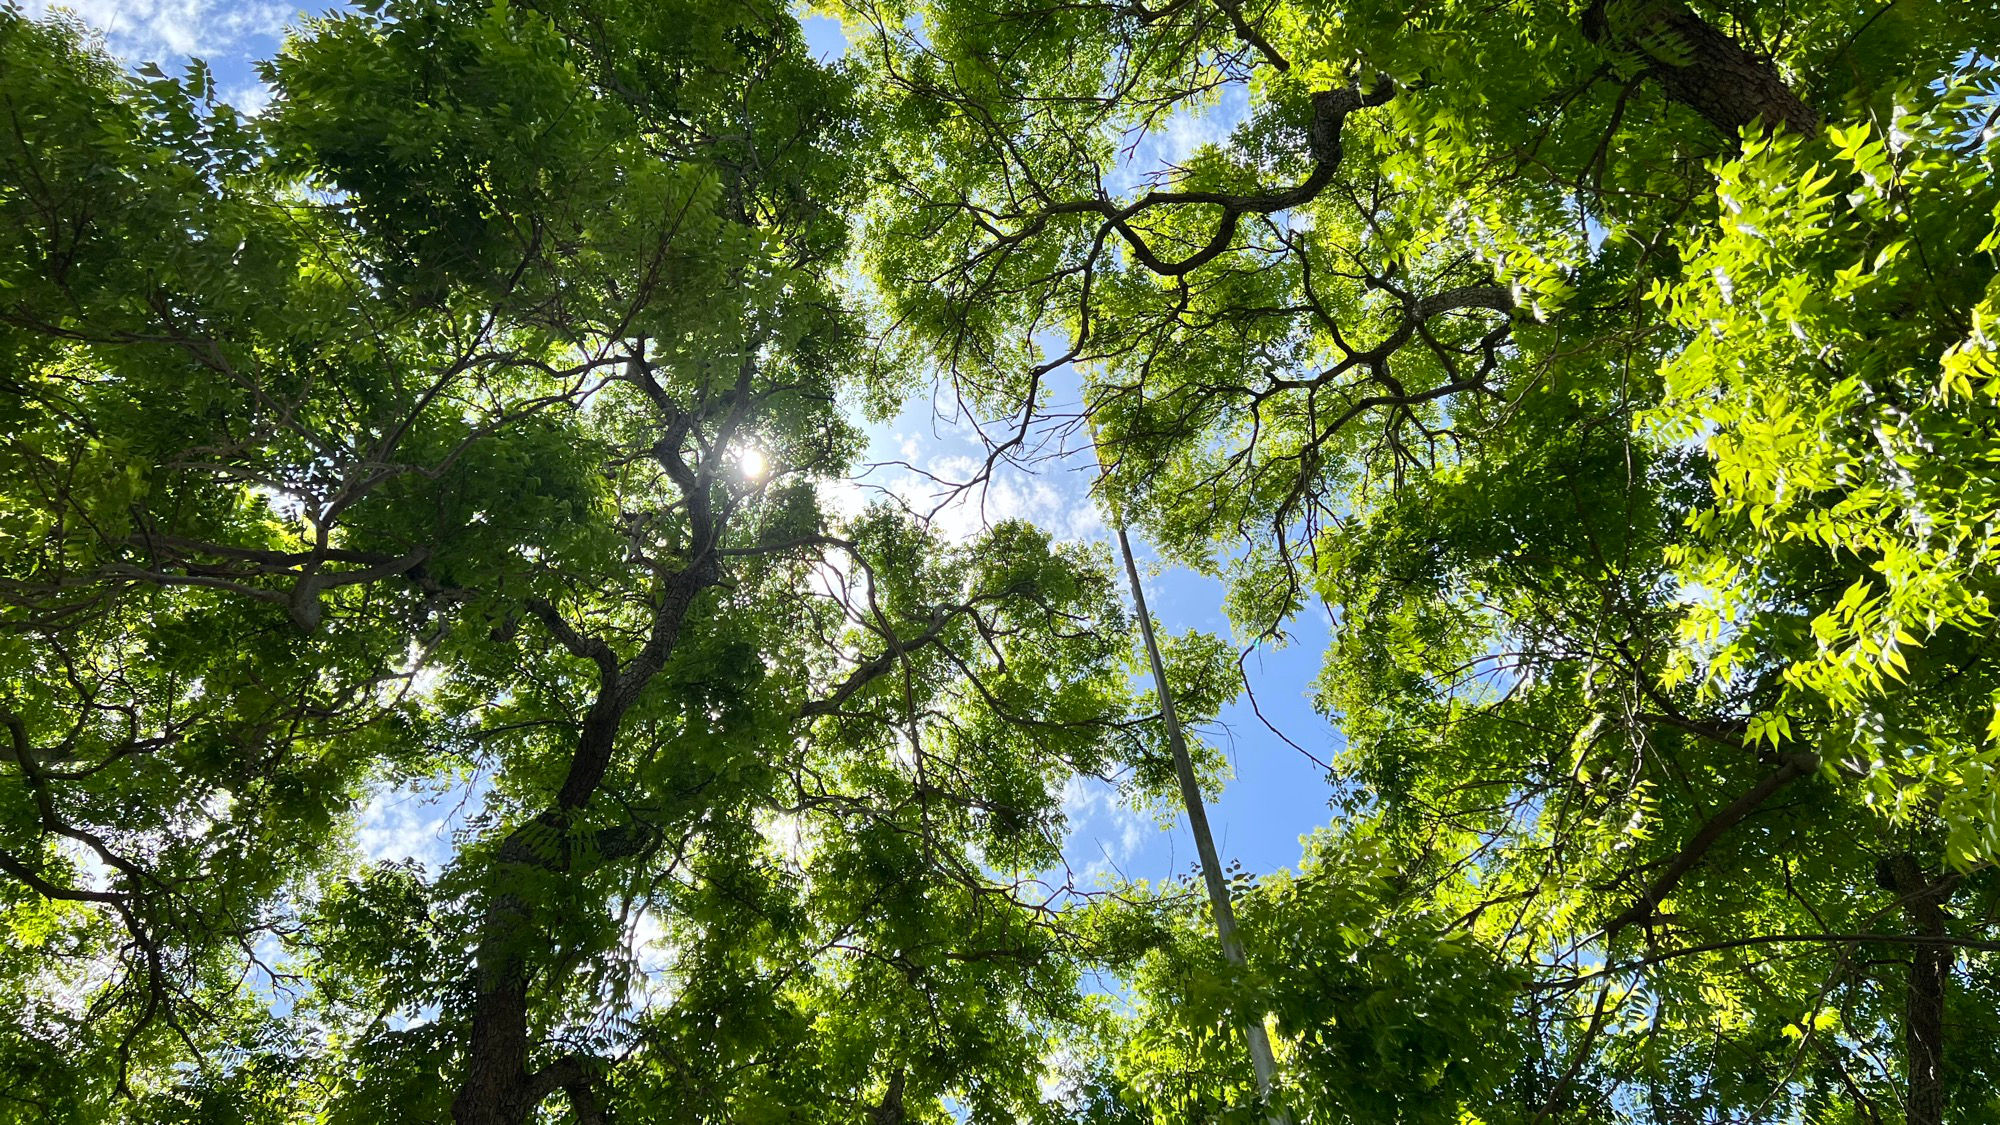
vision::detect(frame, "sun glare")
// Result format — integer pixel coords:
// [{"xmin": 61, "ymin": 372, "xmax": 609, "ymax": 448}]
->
[{"xmin": 738, "ymin": 446, "xmax": 769, "ymax": 480}]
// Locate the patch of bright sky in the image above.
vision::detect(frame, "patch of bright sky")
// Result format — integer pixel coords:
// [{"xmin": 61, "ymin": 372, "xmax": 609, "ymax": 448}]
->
[
  {"xmin": 38, "ymin": 0, "xmax": 1343, "ymax": 901},
  {"xmin": 849, "ymin": 348, "xmax": 1341, "ymax": 892},
  {"xmin": 1107, "ymin": 82, "xmax": 1252, "ymax": 198},
  {"xmin": 800, "ymin": 11, "xmax": 847, "ymax": 60},
  {"xmin": 24, "ymin": 0, "xmax": 311, "ymax": 110},
  {"xmin": 354, "ymin": 772, "xmax": 489, "ymax": 866}
]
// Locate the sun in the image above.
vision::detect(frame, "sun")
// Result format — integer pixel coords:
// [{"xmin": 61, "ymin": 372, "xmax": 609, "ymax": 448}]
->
[{"xmin": 738, "ymin": 446, "xmax": 769, "ymax": 480}]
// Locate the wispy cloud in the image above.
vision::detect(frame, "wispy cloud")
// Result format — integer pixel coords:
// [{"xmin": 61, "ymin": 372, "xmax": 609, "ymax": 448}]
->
[
  {"xmin": 222, "ymin": 79, "xmax": 275, "ymax": 114},
  {"xmin": 847, "ymin": 422, "xmax": 1108, "ymax": 546},
  {"xmin": 1058, "ymin": 776, "xmax": 1155, "ymax": 886},
  {"xmin": 354, "ymin": 776, "xmax": 481, "ymax": 867},
  {"xmin": 1107, "ymin": 84, "xmax": 1252, "ymax": 197},
  {"xmin": 26, "ymin": 0, "xmax": 296, "ymax": 65}
]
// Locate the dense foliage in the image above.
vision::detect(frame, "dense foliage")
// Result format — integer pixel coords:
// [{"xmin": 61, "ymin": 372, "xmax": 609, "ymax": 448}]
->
[
  {"xmin": 1, "ymin": 4, "xmax": 1149, "ymax": 1120},
  {"xmin": 4, "ymin": 0, "xmax": 2000, "ymax": 1122}
]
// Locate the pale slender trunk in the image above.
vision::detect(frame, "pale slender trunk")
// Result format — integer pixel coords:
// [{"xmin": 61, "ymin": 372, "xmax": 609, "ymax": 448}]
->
[{"xmin": 1112, "ymin": 520, "xmax": 1290, "ymax": 1125}]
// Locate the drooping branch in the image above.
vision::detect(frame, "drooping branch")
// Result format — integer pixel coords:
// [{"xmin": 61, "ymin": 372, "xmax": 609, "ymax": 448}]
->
[{"xmin": 992, "ymin": 79, "xmax": 1392, "ymax": 278}]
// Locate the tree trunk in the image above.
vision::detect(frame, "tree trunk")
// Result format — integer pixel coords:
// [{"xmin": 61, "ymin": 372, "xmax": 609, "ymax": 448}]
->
[
  {"xmin": 452, "ymin": 565, "xmax": 714, "ymax": 1125},
  {"xmin": 1880, "ymin": 853, "xmax": 1951, "ymax": 1125},
  {"xmin": 1582, "ymin": 0, "xmax": 1817, "ymax": 137},
  {"xmin": 452, "ymin": 930, "xmax": 535, "ymax": 1125},
  {"xmin": 1112, "ymin": 520, "xmax": 1290, "ymax": 1125},
  {"xmin": 870, "ymin": 1066, "xmax": 907, "ymax": 1125}
]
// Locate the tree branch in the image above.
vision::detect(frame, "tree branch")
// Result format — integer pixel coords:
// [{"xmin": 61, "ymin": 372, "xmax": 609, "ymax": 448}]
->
[{"xmin": 1602, "ymin": 751, "xmax": 1819, "ymax": 938}]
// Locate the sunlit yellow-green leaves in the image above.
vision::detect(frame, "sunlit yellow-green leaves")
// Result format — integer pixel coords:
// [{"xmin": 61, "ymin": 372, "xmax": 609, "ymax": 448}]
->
[{"xmin": 1652, "ymin": 71, "xmax": 2000, "ymax": 863}]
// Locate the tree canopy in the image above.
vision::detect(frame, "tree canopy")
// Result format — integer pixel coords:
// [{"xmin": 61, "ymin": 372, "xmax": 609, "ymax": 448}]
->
[{"xmin": 4, "ymin": 0, "xmax": 2000, "ymax": 1122}]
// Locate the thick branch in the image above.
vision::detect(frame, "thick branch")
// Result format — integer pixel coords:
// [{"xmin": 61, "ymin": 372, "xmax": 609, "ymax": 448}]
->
[
  {"xmin": 0, "ymin": 846, "xmax": 127, "ymax": 906},
  {"xmin": 1582, "ymin": 0, "xmax": 1817, "ymax": 136},
  {"xmin": 1602, "ymin": 751, "xmax": 1819, "ymax": 938},
  {"xmin": 800, "ymin": 616, "xmax": 955, "ymax": 719},
  {"xmin": 1010, "ymin": 80, "xmax": 1391, "ymax": 277},
  {"xmin": 1211, "ymin": 0, "xmax": 1289, "ymax": 72},
  {"xmin": 1414, "ymin": 284, "xmax": 1515, "ymax": 320}
]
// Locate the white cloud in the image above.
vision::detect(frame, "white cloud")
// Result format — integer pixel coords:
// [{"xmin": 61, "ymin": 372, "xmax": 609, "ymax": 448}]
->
[
  {"xmin": 354, "ymin": 778, "xmax": 474, "ymax": 866},
  {"xmin": 1161, "ymin": 94, "xmax": 1243, "ymax": 162},
  {"xmin": 1107, "ymin": 84, "xmax": 1252, "ymax": 197},
  {"xmin": 817, "ymin": 475, "xmax": 870, "ymax": 524},
  {"xmin": 1058, "ymin": 775, "xmax": 1154, "ymax": 885},
  {"xmin": 222, "ymin": 80, "xmax": 274, "ymax": 115},
  {"xmin": 26, "ymin": 0, "xmax": 294, "ymax": 67},
  {"xmin": 851, "ymin": 446, "xmax": 1106, "ymax": 546}
]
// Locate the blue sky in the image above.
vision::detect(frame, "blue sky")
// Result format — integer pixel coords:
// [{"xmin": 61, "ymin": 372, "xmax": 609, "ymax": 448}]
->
[{"xmin": 28, "ymin": 0, "xmax": 1344, "ymax": 899}]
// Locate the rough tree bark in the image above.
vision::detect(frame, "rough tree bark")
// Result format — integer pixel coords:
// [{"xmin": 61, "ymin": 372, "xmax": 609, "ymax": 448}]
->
[
  {"xmin": 1879, "ymin": 853, "xmax": 1953, "ymax": 1125},
  {"xmin": 1582, "ymin": 0, "xmax": 1818, "ymax": 136},
  {"xmin": 869, "ymin": 1067, "xmax": 907, "ymax": 1125}
]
